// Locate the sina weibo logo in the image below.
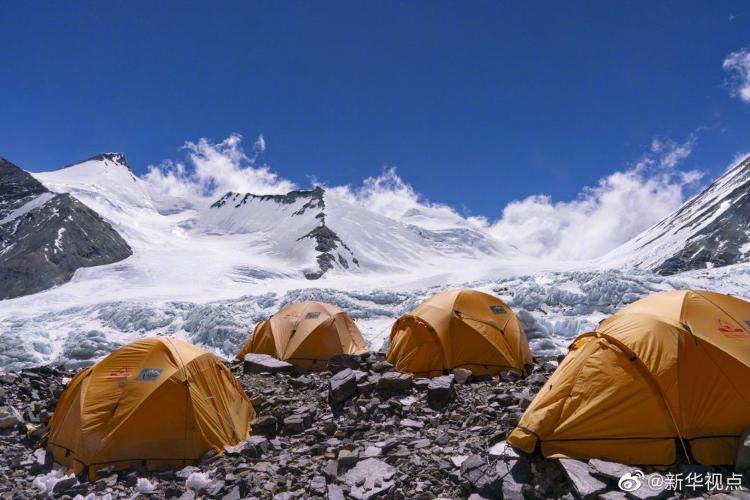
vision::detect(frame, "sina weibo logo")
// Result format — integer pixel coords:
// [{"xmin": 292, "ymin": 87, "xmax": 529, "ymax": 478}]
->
[{"xmin": 717, "ymin": 319, "xmax": 748, "ymax": 338}]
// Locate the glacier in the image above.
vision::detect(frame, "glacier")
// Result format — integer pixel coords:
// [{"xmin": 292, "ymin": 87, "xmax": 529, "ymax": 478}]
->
[{"xmin": 3, "ymin": 263, "xmax": 749, "ymax": 371}]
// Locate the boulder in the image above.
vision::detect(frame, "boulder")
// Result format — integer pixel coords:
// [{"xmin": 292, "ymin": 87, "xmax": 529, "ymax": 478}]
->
[
  {"xmin": 343, "ymin": 458, "xmax": 396, "ymax": 500},
  {"xmin": 329, "ymin": 368, "xmax": 358, "ymax": 405},
  {"xmin": 488, "ymin": 441, "xmax": 519, "ymax": 460},
  {"xmin": 460, "ymin": 454, "xmax": 502, "ymax": 497},
  {"xmin": 327, "ymin": 354, "xmax": 361, "ymax": 373},
  {"xmin": 243, "ymin": 435, "xmax": 270, "ymax": 458},
  {"xmin": 376, "ymin": 372, "xmax": 412, "ymax": 394},
  {"xmin": 628, "ymin": 473, "xmax": 669, "ymax": 500},
  {"xmin": 283, "ymin": 414, "xmax": 309, "ymax": 435},
  {"xmin": 251, "ymin": 415, "xmax": 279, "ymax": 437},
  {"xmin": 0, "ymin": 406, "xmax": 20, "ymax": 428},
  {"xmin": 243, "ymin": 353, "xmax": 296, "ymax": 374},
  {"xmin": 588, "ymin": 458, "xmax": 631, "ymax": 481},
  {"xmin": 452, "ymin": 368, "xmax": 472, "ymax": 385},
  {"xmin": 326, "ymin": 483, "xmax": 345, "ymax": 500},
  {"xmin": 558, "ymin": 458, "xmax": 607, "ymax": 498},
  {"xmin": 427, "ymin": 375, "xmax": 455, "ymax": 408},
  {"xmin": 337, "ymin": 448, "xmax": 360, "ymax": 467}
]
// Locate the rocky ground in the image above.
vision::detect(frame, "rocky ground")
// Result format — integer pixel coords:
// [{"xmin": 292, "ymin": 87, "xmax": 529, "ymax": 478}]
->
[{"xmin": 0, "ymin": 354, "xmax": 748, "ymax": 499}]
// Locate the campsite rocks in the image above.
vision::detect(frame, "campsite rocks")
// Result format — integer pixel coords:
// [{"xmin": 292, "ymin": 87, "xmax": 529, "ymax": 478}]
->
[
  {"xmin": 243, "ymin": 353, "xmax": 296, "ymax": 374},
  {"xmin": 2, "ymin": 357, "xmax": 746, "ymax": 499}
]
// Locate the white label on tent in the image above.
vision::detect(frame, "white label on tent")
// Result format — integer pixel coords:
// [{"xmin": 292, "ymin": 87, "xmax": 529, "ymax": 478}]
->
[
  {"xmin": 137, "ymin": 368, "xmax": 162, "ymax": 381},
  {"xmin": 489, "ymin": 305, "xmax": 506, "ymax": 314}
]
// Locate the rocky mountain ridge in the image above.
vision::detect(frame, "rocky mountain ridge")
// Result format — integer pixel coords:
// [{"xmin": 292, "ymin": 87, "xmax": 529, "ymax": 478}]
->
[{"xmin": 0, "ymin": 157, "xmax": 132, "ymax": 299}]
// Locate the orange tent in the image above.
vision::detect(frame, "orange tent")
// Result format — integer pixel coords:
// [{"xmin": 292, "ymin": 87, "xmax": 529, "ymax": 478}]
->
[
  {"xmin": 48, "ymin": 337, "xmax": 254, "ymax": 478},
  {"xmin": 236, "ymin": 301, "xmax": 368, "ymax": 370},
  {"xmin": 509, "ymin": 290, "xmax": 750, "ymax": 465},
  {"xmin": 386, "ymin": 289, "xmax": 533, "ymax": 377}
]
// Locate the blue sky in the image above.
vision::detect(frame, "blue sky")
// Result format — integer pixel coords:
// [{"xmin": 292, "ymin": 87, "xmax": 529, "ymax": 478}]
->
[{"xmin": 1, "ymin": 1, "xmax": 750, "ymax": 222}]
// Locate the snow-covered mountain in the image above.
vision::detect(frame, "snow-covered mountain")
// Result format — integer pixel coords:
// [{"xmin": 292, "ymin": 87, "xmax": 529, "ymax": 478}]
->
[
  {"xmin": 204, "ymin": 186, "xmax": 513, "ymax": 279},
  {"xmin": 0, "ymin": 157, "xmax": 132, "ymax": 299},
  {"xmin": 2, "ymin": 149, "xmax": 750, "ymax": 370},
  {"xmin": 28, "ymin": 153, "xmax": 529, "ymax": 298},
  {"xmin": 599, "ymin": 153, "xmax": 750, "ymax": 274}
]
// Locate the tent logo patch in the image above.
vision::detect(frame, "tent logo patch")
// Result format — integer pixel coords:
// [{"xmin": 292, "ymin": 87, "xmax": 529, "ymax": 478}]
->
[
  {"xmin": 137, "ymin": 368, "xmax": 162, "ymax": 381},
  {"xmin": 108, "ymin": 368, "xmax": 131, "ymax": 379},
  {"xmin": 489, "ymin": 305, "xmax": 506, "ymax": 315},
  {"xmin": 717, "ymin": 319, "xmax": 747, "ymax": 337},
  {"xmin": 305, "ymin": 312, "xmax": 321, "ymax": 319}
]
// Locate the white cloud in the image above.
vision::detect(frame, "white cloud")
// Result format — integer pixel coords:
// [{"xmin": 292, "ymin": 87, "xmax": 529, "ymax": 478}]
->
[
  {"xmin": 326, "ymin": 167, "xmax": 478, "ymax": 230},
  {"xmin": 723, "ymin": 48, "xmax": 750, "ymax": 103},
  {"xmin": 487, "ymin": 137, "xmax": 702, "ymax": 260},
  {"xmin": 254, "ymin": 134, "xmax": 267, "ymax": 153},
  {"xmin": 143, "ymin": 133, "xmax": 295, "ymax": 204},
  {"xmin": 140, "ymin": 132, "xmax": 704, "ymax": 261}
]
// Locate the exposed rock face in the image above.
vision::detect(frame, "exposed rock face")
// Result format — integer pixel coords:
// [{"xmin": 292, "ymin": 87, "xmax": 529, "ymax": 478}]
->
[
  {"xmin": 209, "ymin": 186, "xmax": 359, "ymax": 280},
  {"xmin": 0, "ymin": 157, "xmax": 132, "ymax": 300},
  {"xmin": 604, "ymin": 154, "xmax": 750, "ymax": 274}
]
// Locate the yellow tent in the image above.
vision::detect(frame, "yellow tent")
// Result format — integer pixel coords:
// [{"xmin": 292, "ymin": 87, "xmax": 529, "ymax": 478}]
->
[
  {"xmin": 386, "ymin": 289, "xmax": 533, "ymax": 377},
  {"xmin": 48, "ymin": 337, "xmax": 254, "ymax": 478},
  {"xmin": 236, "ymin": 301, "xmax": 368, "ymax": 370},
  {"xmin": 509, "ymin": 290, "xmax": 750, "ymax": 465}
]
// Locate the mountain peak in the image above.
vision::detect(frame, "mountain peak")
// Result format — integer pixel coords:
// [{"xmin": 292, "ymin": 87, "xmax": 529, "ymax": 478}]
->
[
  {"xmin": 601, "ymin": 153, "xmax": 750, "ymax": 274},
  {"xmin": 85, "ymin": 152, "xmax": 130, "ymax": 169}
]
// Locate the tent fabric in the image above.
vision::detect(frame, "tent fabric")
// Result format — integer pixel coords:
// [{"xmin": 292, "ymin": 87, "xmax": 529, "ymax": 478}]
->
[
  {"xmin": 508, "ymin": 289, "xmax": 750, "ymax": 465},
  {"xmin": 48, "ymin": 337, "xmax": 254, "ymax": 478},
  {"xmin": 236, "ymin": 301, "xmax": 368, "ymax": 370},
  {"xmin": 386, "ymin": 289, "xmax": 533, "ymax": 377}
]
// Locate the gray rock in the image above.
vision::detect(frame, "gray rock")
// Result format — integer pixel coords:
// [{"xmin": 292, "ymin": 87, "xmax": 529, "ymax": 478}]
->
[
  {"xmin": 328, "ymin": 354, "xmax": 361, "ymax": 373},
  {"xmin": 399, "ymin": 418, "xmax": 424, "ymax": 430},
  {"xmin": 244, "ymin": 435, "xmax": 271, "ymax": 457},
  {"xmin": 461, "ymin": 454, "xmax": 502, "ymax": 497},
  {"xmin": 283, "ymin": 414, "xmax": 309, "ymax": 434},
  {"xmin": 0, "ymin": 406, "xmax": 20, "ymax": 428},
  {"xmin": 326, "ymin": 483, "xmax": 345, "ymax": 500},
  {"xmin": 628, "ymin": 473, "xmax": 669, "ymax": 500},
  {"xmin": 343, "ymin": 458, "xmax": 396, "ymax": 500},
  {"xmin": 243, "ymin": 353, "xmax": 296, "ymax": 374},
  {"xmin": 176, "ymin": 465, "xmax": 201, "ymax": 479},
  {"xmin": 736, "ymin": 427, "xmax": 750, "ymax": 475},
  {"xmin": 558, "ymin": 458, "xmax": 607, "ymax": 498},
  {"xmin": 488, "ymin": 440, "xmax": 519, "ymax": 460},
  {"xmin": 452, "ymin": 368, "xmax": 472, "ymax": 384},
  {"xmin": 310, "ymin": 475, "xmax": 327, "ymax": 494},
  {"xmin": 0, "ymin": 157, "xmax": 132, "ymax": 300},
  {"xmin": 338, "ymin": 448, "xmax": 360, "ymax": 467},
  {"xmin": 588, "ymin": 458, "xmax": 632, "ymax": 481},
  {"xmin": 376, "ymin": 372, "xmax": 412, "ymax": 394},
  {"xmin": 427, "ymin": 375, "xmax": 455, "ymax": 408},
  {"xmin": 52, "ymin": 476, "xmax": 78, "ymax": 494},
  {"xmin": 329, "ymin": 368, "xmax": 357, "ymax": 405},
  {"xmin": 598, "ymin": 492, "xmax": 627, "ymax": 500},
  {"xmin": 222, "ymin": 486, "xmax": 241, "ymax": 500},
  {"xmin": 251, "ymin": 414, "xmax": 279, "ymax": 436}
]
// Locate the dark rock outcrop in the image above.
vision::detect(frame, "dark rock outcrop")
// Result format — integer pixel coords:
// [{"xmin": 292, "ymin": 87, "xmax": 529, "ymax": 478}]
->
[{"xmin": 0, "ymin": 157, "xmax": 132, "ymax": 299}]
